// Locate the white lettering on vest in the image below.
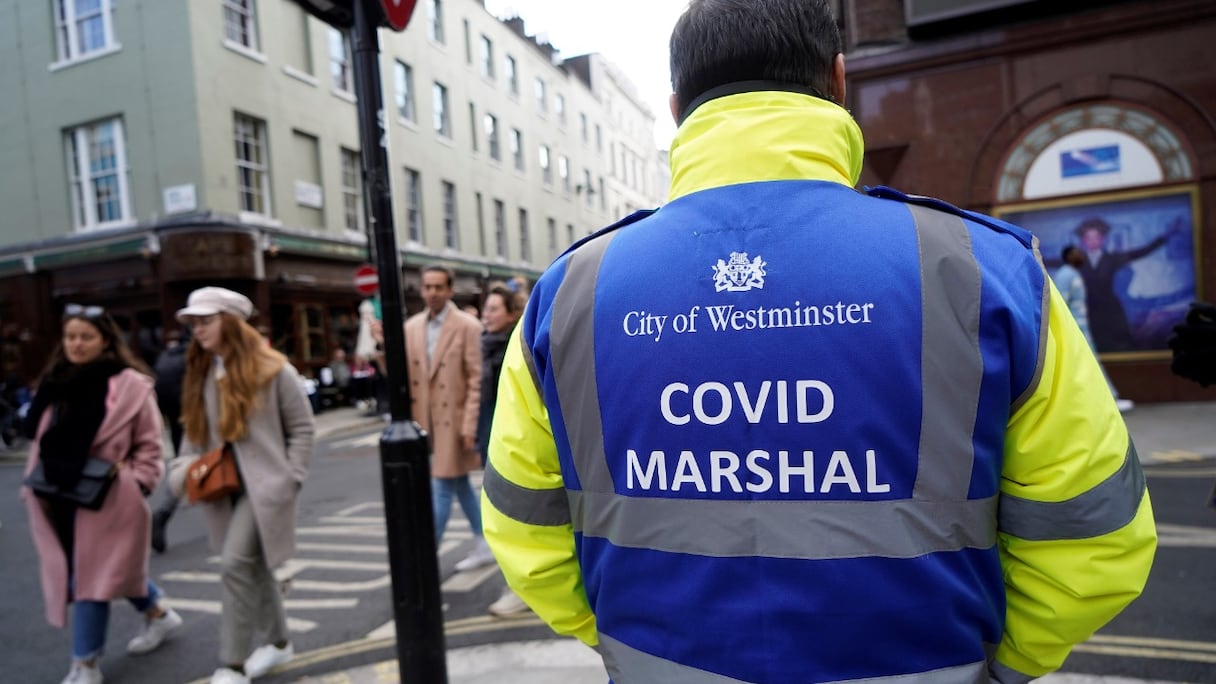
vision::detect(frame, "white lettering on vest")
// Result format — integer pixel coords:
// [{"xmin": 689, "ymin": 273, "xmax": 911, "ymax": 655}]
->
[{"xmin": 660, "ymin": 379, "xmax": 834, "ymax": 426}]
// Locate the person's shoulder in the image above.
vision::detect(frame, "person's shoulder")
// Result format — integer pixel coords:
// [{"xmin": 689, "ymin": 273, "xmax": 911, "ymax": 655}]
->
[
  {"xmin": 114, "ymin": 367, "xmax": 155, "ymax": 393},
  {"xmin": 454, "ymin": 308, "xmax": 482, "ymax": 330},
  {"xmin": 864, "ymin": 185, "xmax": 1034, "ymax": 249}
]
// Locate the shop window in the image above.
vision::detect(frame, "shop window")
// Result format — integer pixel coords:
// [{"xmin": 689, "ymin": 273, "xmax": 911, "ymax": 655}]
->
[{"xmin": 299, "ymin": 304, "xmax": 326, "ymax": 364}]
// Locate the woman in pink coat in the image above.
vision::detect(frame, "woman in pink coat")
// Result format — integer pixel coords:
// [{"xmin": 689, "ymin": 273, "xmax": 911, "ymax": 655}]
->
[{"xmin": 21, "ymin": 304, "xmax": 182, "ymax": 684}]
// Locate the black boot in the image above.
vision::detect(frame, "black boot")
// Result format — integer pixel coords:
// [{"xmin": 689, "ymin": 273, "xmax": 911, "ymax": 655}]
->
[{"xmin": 150, "ymin": 510, "xmax": 170, "ymax": 553}]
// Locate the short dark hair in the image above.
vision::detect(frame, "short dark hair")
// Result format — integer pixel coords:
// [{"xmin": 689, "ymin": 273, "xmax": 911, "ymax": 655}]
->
[
  {"xmin": 670, "ymin": 0, "xmax": 842, "ymax": 117},
  {"xmin": 421, "ymin": 264, "xmax": 454, "ymax": 287},
  {"xmin": 1060, "ymin": 245, "xmax": 1081, "ymax": 262}
]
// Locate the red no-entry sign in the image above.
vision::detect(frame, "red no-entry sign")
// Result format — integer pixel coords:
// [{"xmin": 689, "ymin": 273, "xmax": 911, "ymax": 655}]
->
[
  {"xmin": 379, "ymin": 0, "xmax": 418, "ymax": 31},
  {"xmin": 353, "ymin": 264, "xmax": 379, "ymax": 295}
]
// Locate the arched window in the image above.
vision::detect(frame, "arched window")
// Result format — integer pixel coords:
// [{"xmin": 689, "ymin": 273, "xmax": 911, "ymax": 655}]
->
[{"xmin": 997, "ymin": 104, "xmax": 1193, "ymax": 202}]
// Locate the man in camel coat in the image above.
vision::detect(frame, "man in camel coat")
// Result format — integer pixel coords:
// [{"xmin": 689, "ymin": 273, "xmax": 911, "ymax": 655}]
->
[{"xmin": 404, "ymin": 264, "xmax": 492, "ymax": 571}]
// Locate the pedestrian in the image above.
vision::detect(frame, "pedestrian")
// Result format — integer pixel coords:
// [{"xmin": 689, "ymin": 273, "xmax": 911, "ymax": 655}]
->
[
  {"xmin": 481, "ymin": 2, "xmax": 1157, "ymax": 682},
  {"xmin": 166, "ymin": 287, "xmax": 315, "ymax": 684},
  {"xmin": 1053, "ymin": 245, "xmax": 1134, "ymax": 412},
  {"xmin": 21, "ymin": 303, "xmax": 182, "ymax": 684},
  {"xmin": 150, "ymin": 328, "xmax": 188, "ymax": 553},
  {"xmin": 402, "ymin": 264, "xmax": 489, "ymax": 571},
  {"xmin": 475, "ymin": 283, "xmax": 530, "ymax": 617}
]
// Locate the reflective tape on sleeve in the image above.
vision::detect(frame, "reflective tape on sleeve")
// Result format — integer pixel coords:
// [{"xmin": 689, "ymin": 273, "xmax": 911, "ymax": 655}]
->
[
  {"xmin": 482, "ymin": 460, "xmax": 572, "ymax": 527},
  {"xmin": 998, "ymin": 441, "xmax": 1147, "ymax": 541}
]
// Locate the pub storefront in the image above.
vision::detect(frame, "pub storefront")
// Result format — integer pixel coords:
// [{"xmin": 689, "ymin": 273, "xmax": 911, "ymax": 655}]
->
[{"xmin": 0, "ymin": 212, "xmax": 531, "ymax": 392}]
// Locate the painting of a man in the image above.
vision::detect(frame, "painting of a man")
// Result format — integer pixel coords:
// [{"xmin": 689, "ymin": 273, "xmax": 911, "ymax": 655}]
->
[
  {"xmin": 1074, "ymin": 216, "xmax": 1183, "ymax": 352},
  {"xmin": 999, "ymin": 188, "xmax": 1197, "ymax": 355}
]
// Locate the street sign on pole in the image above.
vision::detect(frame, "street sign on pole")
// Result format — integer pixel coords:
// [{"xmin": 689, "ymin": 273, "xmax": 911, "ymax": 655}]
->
[{"xmin": 353, "ymin": 264, "xmax": 379, "ymax": 295}]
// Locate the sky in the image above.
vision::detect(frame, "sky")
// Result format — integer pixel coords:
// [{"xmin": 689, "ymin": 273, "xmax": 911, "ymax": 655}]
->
[{"xmin": 481, "ymin": 0, "xmax": 690, "ymax": 151}]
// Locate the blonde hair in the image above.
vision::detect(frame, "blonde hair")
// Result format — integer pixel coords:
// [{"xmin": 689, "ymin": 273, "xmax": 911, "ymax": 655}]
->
[{"xmin": 182, "ymin": 313, "xmax": 286, "ymax": 445}]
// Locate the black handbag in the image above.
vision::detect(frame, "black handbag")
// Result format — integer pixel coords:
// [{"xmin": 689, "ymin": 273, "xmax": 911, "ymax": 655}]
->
[{"xmin": 24, "ymin": 457, "xmax": 118, "ymax": 511}]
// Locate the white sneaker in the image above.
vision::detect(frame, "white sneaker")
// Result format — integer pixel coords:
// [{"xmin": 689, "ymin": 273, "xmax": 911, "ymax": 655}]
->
[
  {"xmin": 126, "ymin": 607, "xmax": 183, "ymax": 655},
  {"xmin": 488, "ymin": 587, "xmax": 530, "ymax": 617},
  {"xmin": 1115, "ymin": 398, "xmax": 1135, "ymax": 412},
  {"xmin": 61, "ymin": 662, "xmax": 103, "ymax": 684},
  {"xmin": 244, "ymin": 642, "xmax": 293, "ymax": 678},
  {"xmin": 209, "ymin": 668, "xmax": 250, "ymax": 684},
  {"xmin": 454, "ymin": 538, "xmax": 496, "ymax": 572}
]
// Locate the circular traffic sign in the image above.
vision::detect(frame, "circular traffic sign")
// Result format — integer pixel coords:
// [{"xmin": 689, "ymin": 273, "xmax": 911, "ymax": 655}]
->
[{"xmin": 353, "ymin": 264, "xmax": 379, "ymax": 295}]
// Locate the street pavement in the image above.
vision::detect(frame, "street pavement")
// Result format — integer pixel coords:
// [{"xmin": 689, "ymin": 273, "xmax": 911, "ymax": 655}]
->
[{"xmin": 4, "ymin": 400, "xmax": 1213, "ymax": 683}]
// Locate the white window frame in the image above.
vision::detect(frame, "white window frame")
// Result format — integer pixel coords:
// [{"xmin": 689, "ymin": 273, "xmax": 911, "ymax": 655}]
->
[
  {"xmin": 493, "ymin": 199, "xmax": 507, "ymax": 259},
  {"xmin": 433, "ymin": 82, "xmax": 451, "ymax": 138},
  {"xmin": 479, "ymin": 35, "xmax": 494, "ymax": 80},
  {"xmin": 485, "ymin": 114, "xmax": 500, "ymax": 161},
  {"xmin": 394, "ymin": 60, "xmax": 416, "ymax": 122},
  {"xmin": 405, "ymin": 167, "xmax": 424, "ymax": 243},
  {"xmin": 535, "ymin": 78, "xmax": 547, "ymax": 113},
  {"xmin": 53, "ymin": 0, "xmax": 120, "ymax": 66},
  {"xmin": 65, "ymin": 117, "xmax": 132, "ymax": 231},
  {"xmin": 442, "ymin": 180, "xmax": 459, "ymax": 249},
  {"xmin": 329, "ymin": 28, "xmax": 353, "ymax": 94},
  {"xmin": 559, "ymin": 155, "xmax": 570, "ymax": 194},
  {"xmin": 539, "ymin": 145, "xmax": 552, "ymax": 186},
  {"xmin": 223, "ymin": 0, "xmax": 259, "ymax": 51},
  {"xmin": 340, "ymin": 148, "xmax": 362, "ymax": 233},
  {"xmin": 510, "ymin": 128, "xmax": 524, "ymax": 172},
  {"xmin": 427, "ymin": 0, "xmax": 445, "ymax": 44},
  {"xmin": 505, "ymin": 55, "xmax": 519, "ymax": 96},
  {"xmin": 519, "ymin": 208, "xmax": 531, "ymax": 262},
  {"xmin": 554, "ymin": 94, "xmax": 566, "ymax": 127},
  {"xmin": 234, "ymin": 113, "xmax": 272, "ymax": 217}
]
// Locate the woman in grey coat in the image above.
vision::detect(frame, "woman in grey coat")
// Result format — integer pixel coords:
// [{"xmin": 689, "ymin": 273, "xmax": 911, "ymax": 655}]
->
[{"xmin": 168, "ymin": 287, "xmax": 315, "ymax": 684}]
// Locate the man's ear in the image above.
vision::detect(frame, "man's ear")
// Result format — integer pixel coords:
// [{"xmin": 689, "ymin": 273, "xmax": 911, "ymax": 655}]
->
[
  {"xmin": 831, "ymin": 53, "xmax": 846, "ymax": 104},
  {"xmin": 669, "ymin": 93, "xmax": 679, "ymax": 124}
]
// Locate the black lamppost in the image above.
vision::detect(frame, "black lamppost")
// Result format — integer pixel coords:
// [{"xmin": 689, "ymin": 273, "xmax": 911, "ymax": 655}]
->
[{"xmin": 290, "ymin": 2, "xmax": 447, "ymax": 682}]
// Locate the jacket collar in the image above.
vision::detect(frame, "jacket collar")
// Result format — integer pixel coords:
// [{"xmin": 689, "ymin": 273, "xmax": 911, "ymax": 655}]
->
[{"xmin": 667, "ymin": 86, "xmax": 865, "ymax": 202}]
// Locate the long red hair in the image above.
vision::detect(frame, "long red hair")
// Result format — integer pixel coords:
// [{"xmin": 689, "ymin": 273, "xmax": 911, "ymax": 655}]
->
[{"xmin": 181, "ymin": 314, "xmax": 286, "ymax": 445}]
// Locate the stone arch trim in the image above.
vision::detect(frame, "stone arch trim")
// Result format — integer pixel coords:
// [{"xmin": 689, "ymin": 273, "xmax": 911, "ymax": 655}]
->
[{"xmin": 966, "ymin": 74, "xmax": 1215, "ymax": 210}]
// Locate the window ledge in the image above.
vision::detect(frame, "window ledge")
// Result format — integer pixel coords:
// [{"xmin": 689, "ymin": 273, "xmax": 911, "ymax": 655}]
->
[
  {"xmin": 282, "ymin": 65, "xmax": 319, "ymax": 86},
  {"xmin": 223, "ymin": 39, "xmax": 267, "ymax": 64},
  {"xmin": 49, "ymin": 44, "xmax": 122, "ymax": 72},
  {"xmin": 331, "ymin": 88, "xmax": 357, "ymax": 104},
  {"xmin": 397, "ymin": 116, "xmax": 418, "ymax": 130},
  {"xmin": 74, "ymin": 218, "xmax": 136, "ymax": 233},
  {"xmin": 436, "ymin": 134, "xmax": 454, "ymax": 147},
  {"xmin": 238, "ymin": 211, "xmax": 281, "ymax": 227}
]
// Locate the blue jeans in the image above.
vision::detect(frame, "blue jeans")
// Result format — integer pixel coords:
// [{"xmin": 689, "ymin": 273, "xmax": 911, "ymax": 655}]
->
[
  {"xmin": 432, "ymin": 475, "xmax": 482, "ymax": 542},
  {"xmin": 72, "ymin": 580, "xmax": 162, "ymax": 660}
]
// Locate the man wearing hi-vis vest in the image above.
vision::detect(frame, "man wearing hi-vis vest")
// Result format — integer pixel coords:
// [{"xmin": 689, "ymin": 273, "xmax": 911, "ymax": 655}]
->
[{"xmin": 481, "ymin": 1, "xmax": 1157, "ymax": 682}]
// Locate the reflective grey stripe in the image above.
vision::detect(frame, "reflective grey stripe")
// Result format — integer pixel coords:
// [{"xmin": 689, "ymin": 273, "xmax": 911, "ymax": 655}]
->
[
  {"xmin": 599, "ymin": 632, "xmax": 999, "ymax": 684},
  {"xmin": 550, "ymin": 232, "xmax": 619, "ymax": 493},
  {"xmin": 1012, "ymin": 236, "xmax": 1049, "ymax": 414},
  {"xmin": 569, "ymin": 489, "xmax": 996, "ymax": 560},
  {"xmin": 908, "ymin": 204, "xmax": 984, "ymax": 500},
  {"xmin": 598, "ymin": 633, "xmax": 753, "ymax": 684},
  {"xmin": 990, "ymin": 660, "xmax": 1035, "ymax": 684},
  {"xmin": 999, "ymin": 441, "xmax": 1146, "ymax": 541},
  {"xmin": 517, "ymin": 326, "xmax": 543, "ymax": 398},
  {"xmin": 482, "ymin": 460, "xmax": 571, "ymax": 527}
]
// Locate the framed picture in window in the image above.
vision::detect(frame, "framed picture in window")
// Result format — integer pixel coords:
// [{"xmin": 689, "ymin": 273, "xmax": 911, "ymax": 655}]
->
[{"xmin": 995, "ymin": 185, "xmax": 1201, "ymax": 359}]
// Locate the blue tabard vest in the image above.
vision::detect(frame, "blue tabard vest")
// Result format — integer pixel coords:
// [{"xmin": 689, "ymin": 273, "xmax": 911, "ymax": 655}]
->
[{"xmin": 523, "ymin": 180, "xmax": 1046, "ymax": 683}]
